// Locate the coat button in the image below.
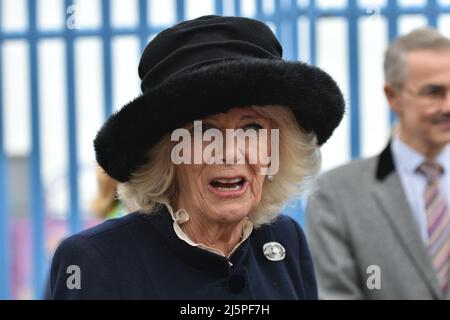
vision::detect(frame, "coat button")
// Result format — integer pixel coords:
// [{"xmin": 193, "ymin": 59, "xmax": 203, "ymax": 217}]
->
[
  {"xmin": 263, "ymin": 242, "xmax": 286, "ymax": 261},
  {"xmin": 227, "ymin": 273, "xmax": 246, "ymax": 293}
]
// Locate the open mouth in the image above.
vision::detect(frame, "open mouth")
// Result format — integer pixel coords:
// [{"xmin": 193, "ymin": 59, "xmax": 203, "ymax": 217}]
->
[
  {"xmin": 209, "ymin": 177, "xmax": 246, "ymax": 192},
  {"xmin": 208, "ymin": 176, "xmax": 249, "ymax": 198}
]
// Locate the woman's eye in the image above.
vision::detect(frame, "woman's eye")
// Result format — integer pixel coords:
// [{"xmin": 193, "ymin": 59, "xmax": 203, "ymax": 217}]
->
[{"xmin": 243, "ymin": 123, "xmax": 263, "ymax": 130}]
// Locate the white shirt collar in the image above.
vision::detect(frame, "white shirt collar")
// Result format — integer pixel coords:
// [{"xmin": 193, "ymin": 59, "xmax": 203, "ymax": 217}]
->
[
  {"xmin": 162, "ymin": 202, "xmax": 253, "ymax": 260},
  {"xmin": 436, "ymin": 144, "xmax": 450, "ymax": 175},
  {"xmin": 392, "ymin": 135, "xmax": 450, "ymax": 174}
]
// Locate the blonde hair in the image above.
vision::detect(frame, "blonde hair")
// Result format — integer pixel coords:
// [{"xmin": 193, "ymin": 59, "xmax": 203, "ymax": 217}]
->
[{"xmin": 117, "ymin": 105, "xmax": 321, "ymax": 227}]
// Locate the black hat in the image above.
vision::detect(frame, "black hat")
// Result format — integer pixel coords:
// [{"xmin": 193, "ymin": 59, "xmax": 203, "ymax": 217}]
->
[{"xmin": 94, "ymin": 15, "xmax": 345, "ymax": 183}]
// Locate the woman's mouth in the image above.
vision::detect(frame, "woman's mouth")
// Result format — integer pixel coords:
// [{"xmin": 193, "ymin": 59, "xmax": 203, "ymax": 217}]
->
[{"xmin": 208, "ymin": 177, "xmax": 248, "ymax": 197}]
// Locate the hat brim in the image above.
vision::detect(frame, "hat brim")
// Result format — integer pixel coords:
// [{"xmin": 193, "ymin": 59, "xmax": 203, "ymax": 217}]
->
[{"xmin": 94, "ymin": 58, "xmax": 345, "ymax": 182}]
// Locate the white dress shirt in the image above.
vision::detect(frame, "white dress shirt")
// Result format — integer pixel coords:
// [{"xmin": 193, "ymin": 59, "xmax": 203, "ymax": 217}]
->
[{"xmin": 391, "ymin": 136, "xmax": 450, "ymax": 244}]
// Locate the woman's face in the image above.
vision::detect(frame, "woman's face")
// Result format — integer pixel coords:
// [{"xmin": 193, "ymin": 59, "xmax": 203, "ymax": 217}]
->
[{"xmin": 175, "ymin": 107, "xmax": 271, "ymax": 225}]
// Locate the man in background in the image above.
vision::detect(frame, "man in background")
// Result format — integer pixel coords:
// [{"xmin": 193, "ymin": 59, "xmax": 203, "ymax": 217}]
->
[{"xmin": 307, "ymin": 27, "xmax": 450, "ymax": 299}]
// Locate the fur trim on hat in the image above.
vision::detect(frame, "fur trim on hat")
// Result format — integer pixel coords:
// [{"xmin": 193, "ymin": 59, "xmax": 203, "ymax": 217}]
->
[{"xmin": 94, "ymin": 58, "xmax": 344, "ymax": 182}]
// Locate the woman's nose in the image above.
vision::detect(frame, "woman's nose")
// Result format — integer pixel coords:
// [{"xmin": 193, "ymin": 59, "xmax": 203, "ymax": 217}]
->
[{"xmin": 218, "ymin": 138, "xmax": 245, "ymax": 164}]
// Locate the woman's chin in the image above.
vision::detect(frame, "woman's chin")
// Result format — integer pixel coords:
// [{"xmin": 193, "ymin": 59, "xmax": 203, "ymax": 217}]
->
[{"xmin": 209, "ymin": 203, "xmax": 253, "ymax": 223}]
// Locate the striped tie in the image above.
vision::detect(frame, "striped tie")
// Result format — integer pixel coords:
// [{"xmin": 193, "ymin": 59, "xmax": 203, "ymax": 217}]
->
[{"xmin": 417, "ymin": 161, "xmax": 450, "ymax": 294}]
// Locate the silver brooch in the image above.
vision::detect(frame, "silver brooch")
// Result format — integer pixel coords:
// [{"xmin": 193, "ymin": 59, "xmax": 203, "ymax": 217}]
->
[{"xmin": 263, "ymin": 242, "xmax": 286, "ymax": 261}]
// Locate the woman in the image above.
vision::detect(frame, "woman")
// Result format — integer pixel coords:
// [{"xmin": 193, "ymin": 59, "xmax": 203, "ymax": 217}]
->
[{"xmin": 48, "ymin": 15, "xmax": 344, "ymax": 299}]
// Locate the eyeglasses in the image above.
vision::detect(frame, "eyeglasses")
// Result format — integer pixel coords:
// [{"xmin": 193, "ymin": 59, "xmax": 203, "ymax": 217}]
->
[{"xmin": 402, "ymin": 84, "xmax": 450, "ymax": 106}]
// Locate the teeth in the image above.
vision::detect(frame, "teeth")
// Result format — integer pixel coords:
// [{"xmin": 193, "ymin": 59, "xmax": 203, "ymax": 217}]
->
[
  {"xmin": 215, "ymin": 177, "xmax": 243, "ymax": 183},
  {"xmin": 217, "ymin": 185, "xmax": 242, "ymax": 192}
]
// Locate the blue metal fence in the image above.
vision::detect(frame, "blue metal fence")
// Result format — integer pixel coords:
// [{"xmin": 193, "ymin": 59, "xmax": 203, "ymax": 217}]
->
[
  {"xmin": 0, "ymin": 3, "xmax": 10, "ymax": 298},
  {"xmin": 1, "ymin": 0, "xmax": 450, "ymax": 300}
]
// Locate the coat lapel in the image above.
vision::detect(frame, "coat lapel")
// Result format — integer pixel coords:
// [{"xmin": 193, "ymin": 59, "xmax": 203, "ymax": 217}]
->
[{"xmin": 371, "ymin": 143, "xmax": 443, "ymax": 299}]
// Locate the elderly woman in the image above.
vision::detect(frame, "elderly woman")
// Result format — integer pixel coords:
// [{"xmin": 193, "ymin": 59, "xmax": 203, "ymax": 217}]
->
[{"xmin": 48, "ymin": 15, "xmax": 344, "ymax": 299}]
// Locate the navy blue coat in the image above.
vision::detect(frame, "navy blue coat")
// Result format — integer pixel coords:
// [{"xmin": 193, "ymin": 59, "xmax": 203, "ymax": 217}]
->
[{"xmin": 48, "ymin": 207, "xmax": 318, "ymax": 299}]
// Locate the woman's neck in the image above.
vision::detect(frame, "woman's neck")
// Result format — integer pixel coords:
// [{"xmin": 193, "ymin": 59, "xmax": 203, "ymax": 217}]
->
[{"xmin": 179, "ymin": 213, "xmax": 246, "ymax": 257}]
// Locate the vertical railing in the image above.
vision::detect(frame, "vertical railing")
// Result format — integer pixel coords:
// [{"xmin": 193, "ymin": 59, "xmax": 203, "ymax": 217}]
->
[
  {"xmin": 28, "ymin": 0, "xmax": 46, "ymax": 298},
  {"xmin": 427, "ymin": 0, "xmax": 438, "ymax": 27},
  {"xmin": 176, "ymin": 0, "xmax": 186, "ymax": 22},
  {"xmin": 215, "ymin": 0, "xmax": 224, "ymax": 16},
  {"xmin": 387, "ymin": 0, "xmax": 399, "ymax": 125},
  {"xmin": 64, "ymin": 0, "xmax": 81, "ymax": 239},
  {"xmin": 1, "ymin": 0, "xmax": 450, "ymax": 300},
  {"xmin": 138, "ymin": 0, "xmax": 149, "ymax": 52},
  {"xmin": 102, "ymin": 0, "xmax": 113, "ymax": 119},
  {"xmin": 308, "ymin": 0, "xmax": 317, "ymax": 65},
  {"xmin": 0, "ymin": 1, "xmax": 11, "ymax": 299},
  {"xmin": 289, "ymin": 0, "xmax": 299, "ymax": 61},
  {"xmin": 348, "ymin": 0, "xmax": 361, "ymax": 159},
  {"xmin": 274, "ymin": 0, "xmax": 282, "ymax": 45},
  {"xmin": 234, "ymin": 0, "xmax": 241, "ymax": 17}
]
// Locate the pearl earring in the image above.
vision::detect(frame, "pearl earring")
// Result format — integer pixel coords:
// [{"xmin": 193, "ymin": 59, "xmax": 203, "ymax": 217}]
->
[{"xmin": 267, "ymin": 175, "xmax": 273, "ymax": 182}]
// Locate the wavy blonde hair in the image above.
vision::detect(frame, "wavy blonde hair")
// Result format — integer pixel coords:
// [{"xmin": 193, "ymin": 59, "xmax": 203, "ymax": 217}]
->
[{"xmin": 117, "ymin": 105, "xmax": 321, "ymax": 227}]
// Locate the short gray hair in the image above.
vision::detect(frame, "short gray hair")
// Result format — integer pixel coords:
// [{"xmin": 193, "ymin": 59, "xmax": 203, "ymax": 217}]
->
[{"xmin": 384, "ymin": 27, "xmax": 450, "ymax": 87}]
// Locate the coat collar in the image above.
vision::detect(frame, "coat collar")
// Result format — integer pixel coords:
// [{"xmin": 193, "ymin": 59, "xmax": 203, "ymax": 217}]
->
[
  {"xmin": 135, "ymin": 206, "xmax": 252, "ymax": 275},
  {"xmin": 375, "ymin": 142, "xmax": 395, "ymax": 181},
  {"xmin": 162, "ymin": 202, "xmax": 253, "ymax": 260}
]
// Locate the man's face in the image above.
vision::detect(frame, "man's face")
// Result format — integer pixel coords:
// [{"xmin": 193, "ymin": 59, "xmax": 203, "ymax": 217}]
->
[{"xmin": 386, "ymin": 49, "xmax": 450, "ymax": 155}]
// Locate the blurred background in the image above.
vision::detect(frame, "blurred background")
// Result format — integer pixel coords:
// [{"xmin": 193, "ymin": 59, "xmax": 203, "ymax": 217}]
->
[{"xmin": 0, "ymin": 0, "xmax": 449, "ymax": 300}]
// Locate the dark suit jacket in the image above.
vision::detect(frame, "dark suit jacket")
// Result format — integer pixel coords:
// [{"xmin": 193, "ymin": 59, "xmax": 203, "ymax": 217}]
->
[{"xmin": 47, "ymin": 206, "xmax": 317, "ymax": 299}]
